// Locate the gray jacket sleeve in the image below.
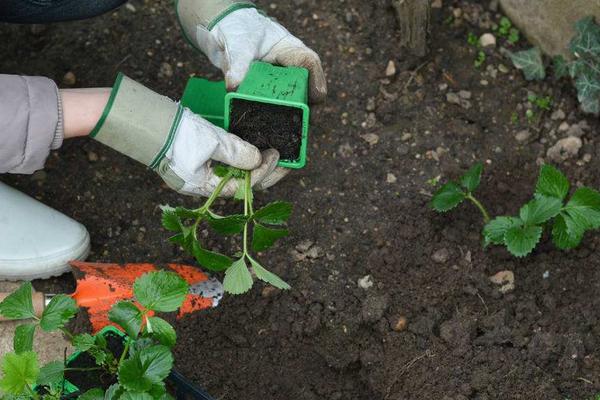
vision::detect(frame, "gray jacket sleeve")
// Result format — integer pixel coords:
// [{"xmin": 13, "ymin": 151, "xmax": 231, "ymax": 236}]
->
[{"xmin": 0, "ymin": 75, "xmax": 63, "ymax": 174}]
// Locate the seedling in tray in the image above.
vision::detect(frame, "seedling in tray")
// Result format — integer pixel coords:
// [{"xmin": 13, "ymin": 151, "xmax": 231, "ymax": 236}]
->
[{"xmin": 431, "ymin": 163, "xmax": 600, "ymax": 257}]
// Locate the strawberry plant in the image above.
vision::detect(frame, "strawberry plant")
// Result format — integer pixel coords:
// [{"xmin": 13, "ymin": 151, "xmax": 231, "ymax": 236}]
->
[
  {"xmin": 161, "ymin": 167, "xmax": 291, "ymax": 295},
  {"xmin": 0, "ymin": 270, "xmax": 189, "ymax": 399},
  {"xmin": 431, "ymin": 163, "xmax": 600, "ymax": 257}
]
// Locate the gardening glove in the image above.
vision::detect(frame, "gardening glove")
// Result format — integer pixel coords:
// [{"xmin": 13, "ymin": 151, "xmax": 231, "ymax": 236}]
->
[
  {"xmin": 176, "ymin": 0, "xmax": 327, "ymax": 103},
  {"xmin": 90, "ymin": 73, "xmax": 288, "ymax": 197}
]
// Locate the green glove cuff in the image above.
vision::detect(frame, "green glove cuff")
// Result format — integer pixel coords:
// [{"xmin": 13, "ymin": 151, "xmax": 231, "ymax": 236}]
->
[{"xmin": 90, "ymin": 73, "xmax": 183, "ymax": 169}]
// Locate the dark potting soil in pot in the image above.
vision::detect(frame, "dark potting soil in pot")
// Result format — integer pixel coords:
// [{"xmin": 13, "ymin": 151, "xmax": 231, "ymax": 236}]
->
[
  {"xmin": 64, "ymin": 331, "xmax": 125, "ymax": 393},
  {"xmin": 229, "ymin": 98, "xmax": 303, "ymax": 161}
]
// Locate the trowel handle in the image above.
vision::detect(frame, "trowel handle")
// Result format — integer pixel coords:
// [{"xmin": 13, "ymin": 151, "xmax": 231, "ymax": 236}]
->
[{"xmin": 0, "ymin": 291, "xmax": 47, "ymax": 322}]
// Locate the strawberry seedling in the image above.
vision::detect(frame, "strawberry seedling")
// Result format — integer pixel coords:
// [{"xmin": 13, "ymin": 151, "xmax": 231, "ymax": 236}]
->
[
  {"xmin": 161, "ymin": 166, "xmax": 291, "ymax": 295},
  {"xmin": 431, "ymin": 163, "xmax": 600, "ymax": 257}
]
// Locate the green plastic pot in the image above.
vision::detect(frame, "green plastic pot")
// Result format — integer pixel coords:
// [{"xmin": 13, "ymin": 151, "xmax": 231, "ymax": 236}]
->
[{"xmin": 180, "ymin": 61, "xmax": 310, "ymax": 169}]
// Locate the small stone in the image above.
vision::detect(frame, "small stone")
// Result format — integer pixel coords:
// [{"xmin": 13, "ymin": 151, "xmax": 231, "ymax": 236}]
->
[
  {"xmin": 542, "ymin": 270, "xmax": 550, "ymax": 279},
  {"xmin": 401, "ymin": 132, "xmax": 412, "ymax": 141},
  {"xmin": 446, "ymin": 92, "xmax": 460, "ymax": 105},
  {"xmin": 360, "ymin": 133, "xmax": 379, "ymax": 146},
  {"xmin": 31, "ymin": 170, "xmax": 47, "ymax": 181},
  {"xmin": 547, "ymin": 137, "xmax": 582, "ymax": 163},
  {"xmin": 458, "ymin": 90, "xmax": 472, "ymax": 99},
  {"xmin": 62, "ymin": 71, "xmax": 76, "ymax": 86},
  {"xmin": 551, "ymin": 109, "xmax": 566, "ymax": 120},
  {"xmin": 431, "ymin": 0, "xmax": 442, "ymax": 8},
  {"xmin": 479, "ymin": 33, "xmax": 496, "ymax": 48},
  {"xmin": 87, "ymin": 151, "xmax": 99, "ymax": 162},
  {"xmin": 452, "ymin": 8, "xmax": 463, "ymax": 18},
  {"xmin": 306, "ymin": 246, "xmax": 323, "ymax": 259},
  {"xmin": 498, "ymin": 64, "xmax": 509, "ymax": 73},
  {"xmin": 125, "ymin": 3, "xmax": 136, "ymax": 12},
  {"xmin": 489, "ymin": 270, "xmax": 515, "ymax": 293},
  {"xmin": 358, "ymin": 275, "xmax": 374, "ymax": 290},
  {"xmin": 393, "ymin": 316, "xmax": 408, "ymax": 332},
  {"xmin": 386, "ymin": 173, "xmax": 397, "ymax": 184},
  {"xmin": 385, "ymin": 60, "xmax": 397, "ymax": 77},
  {"xmin": 583, "ymin": 153, "xmax": 592, "ymax": 163},
  {"xmin": 295, "ymin": 240, "xmax": 313, "ymax": 252},
  {"xmin": 515, "ymin": 130, "xmax": 531, "ymax": 142},
  {"xmin": 261, "ymin": 286, "xmax": 277, "ymax": 297},
  {"xmin": 567, "ymin": 124, "xmax": 584, "ymax": 138},
  {"xmin": 366, "ymin": 97, "xmax": 376, "ymax": 111},
  {"xmin": 159, "ymin": 62, "xmax": 173, "ymax": 78},
  {"xmin": 432, "ymin": 248, "xmax": 449, "ymax": 264},
  {"xmin": 558, "ymin": 121, "xmax": 570, "ymax": 132},
  {"xmin": 438, "ymin": 83, "xmax": 448, "ymax": 91}
]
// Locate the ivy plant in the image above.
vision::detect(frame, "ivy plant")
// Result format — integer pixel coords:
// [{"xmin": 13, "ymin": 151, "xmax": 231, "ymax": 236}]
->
[
  {"xmin": 0, "ymin": 270, "xmax": 188, "ymax": 399},
  {"xmin": 161, "ymin": 167, "xmax": 291, "ymax": 295},
  {"xmin": 431, "ymin": 163, "xmax": 600, "ymax": 257}
]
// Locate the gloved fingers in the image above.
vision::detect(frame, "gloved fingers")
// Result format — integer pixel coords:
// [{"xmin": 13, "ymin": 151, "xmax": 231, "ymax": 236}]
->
[
  {"xmin": 222, "ymin": 38, "xmax": 258, "ymax": 91},
  {"xmin": 218, "ymin": 149, "xmax": 281, "ymax": 197},
  {"xmin": 254, "ymin": 166, "xmax": 290, "ymax": 191},
  {"xmin": 212, "ymin": 130, "xmax": 262, "ymax": 170},
  {"xmin": 266, "ymin": 39, "xmax": 328, "ymax": 103}
]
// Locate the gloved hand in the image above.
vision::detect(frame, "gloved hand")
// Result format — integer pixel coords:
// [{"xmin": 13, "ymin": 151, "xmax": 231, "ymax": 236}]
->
[
  {"xmin": 176, "ymin": 1, "xmax": 327, "ymax": 103},
  {"xmin": 90, "ymin": 74, "xmax": 287, "ymax": 197}
]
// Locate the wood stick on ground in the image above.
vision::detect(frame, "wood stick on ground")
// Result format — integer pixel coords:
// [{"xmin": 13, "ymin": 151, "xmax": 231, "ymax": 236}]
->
[{"xmin": 392, "ymin": 0, "xmax": 431, "ymax": 57}]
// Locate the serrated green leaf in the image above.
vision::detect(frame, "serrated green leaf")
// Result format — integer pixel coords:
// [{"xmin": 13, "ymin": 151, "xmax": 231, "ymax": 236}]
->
[
  {"xmin": 36, "ymin": 361, "xmax": 64, "ymax": 386},
  {"xmin": 483, "ymin": 216, "xmax": 523, "ymax": 246},
  {"xmin": 253, "ymin": 202, "xmax": 293, "ymax": 225},
  {"xmin": 108, "ymin": 301, "xmax": 142, "ymax": 339},
  {"xmin": 213, "ymin": 164, "xmax": 230, "ymax": 178},
  {"xmin": 133, "ymin": 271, "xmax": 189, "ymax": 313},
  {"xmin": 120, "ymin": 392, "xmax": 154, "ymax": 400},
  {"xmin": 552, "ymin": 213, "xmax": 583, "ymax": 249},
  {"xmin": 553, "ymin": 55, "xmax": 569, "ymax": 79},
  {"xmin": 0, "ymin": 282, "xmax": 35, "ymax": 320},
  {"xmin": 104, "ymin": 384, "xmax": 122, "ymax": 400},
  {"xmin": 146, "ymin": 317, "xmax": 176, "ymax": 348},
  {"xmin": 207, "ymin": 213, "xmax": 247, "ymax": 235},
  {"xmin": 118, "ymin": 345, "xmax": 173, "ymax": 392},
  {"xmin": 505, "ymin": 225, "xmax": 543, "ymax": 257},
  {"xmin": 13, "ymin": 324, "xmax": 35, "ymax": 354},
  {"xmin": 0, "ymin": 352, "xmax": 39, "ymax": 394},
  {"xmin": 459, "ymin": 162, "xmax": 483, "ymax": 192},
  {"xmin": 535, "ymin": 164, "xmax": 569, "ymax": 200},
  {"xmin": 510, "ymin": 47, "xmax": 546, "ymax": 80},
  {"xmin": 149, "ymin": 383, "xmax": 168, "ymax": 399},
  {"xmin": 248, "ymin": 257, "xmax": 290, "ymax": 290},
  {"xmin": 72, "ymin": 333, "xmax": 95, "ymax": 352},
  {"xmin": 562, "ymin": 187, "xmax": 600, "ymax": 233},
  {"xmin": 430, "ymin": 182, "xmax": 466, "ymax": 212},
  {"xmin": 223, "ymin": 258, "xmax": 253, "ymax": 295},
  {"xmin": 39, "ymin": 294, "xmax": 77, "ymax": 332},
  {"xmin": 78, "ymin": 388, "xmax": 104, "ymax": 400},
  {"xmin": 191, "ymin": 241, "xmax": 233, "ymax": 272},
  {"xmin": 160, "ymin": 207, "xmax": 181, "ymax": 232},
  {"xmin": 519, "ymin": 196, "xmax": 562, "ymax": 225},
  {"xmin": 252, "ymin": 224, "xmax": 289, "ymax": 252}
]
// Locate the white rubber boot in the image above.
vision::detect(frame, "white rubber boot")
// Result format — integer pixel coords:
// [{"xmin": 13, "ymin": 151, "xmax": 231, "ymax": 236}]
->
[{"xmin": 0, "ymin": 182, "xmax": 90, "ymax": 280}]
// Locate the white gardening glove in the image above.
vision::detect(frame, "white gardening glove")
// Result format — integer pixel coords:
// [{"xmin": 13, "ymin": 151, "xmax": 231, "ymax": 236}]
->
[{"xmin": 177, "ymin": 4, "xmax": 327, "ymax": 103}]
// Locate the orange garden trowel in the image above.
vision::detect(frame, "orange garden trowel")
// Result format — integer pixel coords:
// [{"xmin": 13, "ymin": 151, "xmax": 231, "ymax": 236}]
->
[{"xmin": 0, "ymin": 261, "xmax": 223, "ymax": 333}]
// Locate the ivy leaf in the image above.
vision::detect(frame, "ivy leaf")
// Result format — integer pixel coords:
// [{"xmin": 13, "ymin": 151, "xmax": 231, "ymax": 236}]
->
[
  {"xmin": 78, "ymin": 388, "xmax": 105, "ymax": 400},
  {"xmin": 519, "ymin": 196, "xmax": 562, "ymax": 225},
  {"xmin": 253, "ymin": 202, "xmax": 293, "ymax": 225},
  {"xmin": 13, "ymin": 324, "xmax": 35, "ymax": 354},
  {"xmin": 252, "ymin": 224, "xmax": 289, "ymax": 252},
  {"xmin": 483, "ymin": 216, "xmax": 523, "ymax": 246},
  {"xmin": 505, "ymin": 225, "xmax": 543, "ymax": 257},
  {"xmin": 430, "ymin": 182, "xmax": 466, "ymax": 212},
  {"xmin": 39, "ymin": 294, "xmax": 77, "ymax": 332},
  {"xmin": 570, "ymin": 16, "xmax": 600, "ymax": 58},
  {"xmin": 552, "ymin": 213, "xmax": 584, "ymax": 250},
  {"xmin": 146, "ymin": 317, "xmax": 176, "ymax": 348},
  {"xmin": 535, "ymin": 164, "xmax": 570, "ymax": 200},
  {"xmin": 510, "ymin": 47, "xmax": 546, "ymax": 81},
  {"xmin": 575, "ymin": 72, "xmax": 600, "ymax": 114},
  {"xmin": 206, "ymin": 213, "xmax": 248, "ymax": 235},
  {"xmin": 108, "ymin": 301, "xmax": 143, "ymax": 339},
  {"xmin": 0, "ymin": 282, "xmax": 35, "ymax": 320},
  {"xmin": 36, "ymin": 361, "xmax": 64, "ymax": 386},
  {"xmin": 133, "ymin": 271, "xmax": 189, "ymax": 313},
  {"xmin": 223, "ymin": 258, "xmax": 253, "ymax": 295},
  {"xmin": 459, "ymin": 162, "xmax": 483, "ymax": 192},
  {"xmin": 191, "ymin": 241, "xmax": 233, "ymax": 272},
  {"xmin": 0, "ymin": 352, "xmax": 39, "ymax": 394},
  {"xmin": 553, "ymin": 55, "xmax": 569, "ymax": 79},
  {"xmin": 118, "ymin": 345, "xmax": 173, "ymax": 392},
  {"xmin": 72, "ymin": 333, "xmax": 95, "ymax": 352},
  {"xmin": 248, "ymin": 257, "xmax": 290, "ymax": 290}
]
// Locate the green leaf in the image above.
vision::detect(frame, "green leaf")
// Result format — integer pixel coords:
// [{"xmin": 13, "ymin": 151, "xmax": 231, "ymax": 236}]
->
[
  {"xmin": 430, "ymin": 182, "xmax": 466, "ymax": 212},
  {"xmin": 459, "ymin": 162, "xmax": 483, "ymax": 192},
  {"xmin": 160, "ymin": 207, "xmax": 181, "ymax": 232},
  {"xmin": 13, "ymin": 324, "xmax": 35, "ymax": 354},
  {"xmin": 510, "ymin": 47, "xmax": 546, "ymax": 80},
  {"xmin": 223, "ymin": 258, "xmax": 253, "ymax": 295},
  {"xmin": 248, "ymin": 257, "xmax": 290, "ymax": 290},
  {"xmin": 505, "ymin": 225, "xmax": 543, "ymax": 257},
  {"xmin": 552, "ymin": 213, "xmax": 583, "ymax": 249},
  {"xmin": 253, "ymin": 202, "xmax": 293, "ymax": 225},
  {"xmin": 575, "ymin": 71, "xmax": 600, "ymax": 114},
  {"xmin": 558, "ymin": 187, "xmax": 600, "ymax": 242},
  {"xmin": 120, "ymin": 392, "xmax": 154, "ymax": 400},
  {"xmin": 570, "ymin": 16, "xmax": 600, "ymax": 58},
  {"xmin": 207, "ymin": 213, "xmax": 248, "ymax": 235},
  {"xmin": 39, "ymin": 294, "xmax": 77, "ymax": 332},
  {"xmin": 0, "ymin": 352, "xmax": 39, "ymax": 394},
  {"xmin": 78, "ymin": 388, "xmax": 105, "ymax": 400},
  {"xmin": 133, "ymin": 271, "xmax": 189, "ymax": 313},
  {"xmin": 0, "ymin": 282, "xmax": 35, "ymax": 320},
  {"xmin": 108, "ymin": 301, "xmax": 142, "ymax": 339},
  {"xmin": 519, "ymin": 196, "xmax": 562, "ymax": 225},
  {"xmin": 36, "ymin": 361, "xmax": 64, "ymax": 386},
  {"xmin": 146, "ymin": 317, "xmax": 176, "ymax": 348},
  {"xmin": 535, "ymin": 164, "xmax": 570, "ymax": 200},
  {"xmin": 482, "ymin": 216, "xmax": 523, "ymax": 246},
  {"xmin": 553, "ymin": 55, "xmax": 569, "ymax": 79},
  {"xmin": 104, "ymin": 384, "xmax": 122, "ymax": 400},
  {"xmin": 118, "ymin": 345, "xmax": 173, "ymax": 392},
  {"xmin": 191, "ymin": 241, "xmax": 233, "ymax": 272},
  {"xmin": 72, "ymin": 333, "xmax": 95, "ymax": 352},
  {"xmin": 213, "ymin": 164, "xmax": 230, "ymax": 178},
  {"xmin": 252, "ymin": 224, "xmax": 289, "ymax": 252}
]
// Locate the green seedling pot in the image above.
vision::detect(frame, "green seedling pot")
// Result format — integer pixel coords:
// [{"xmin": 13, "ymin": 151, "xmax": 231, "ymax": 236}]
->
[{"xmin": 181, "ymin": 61, "xmax": 310, "ymax": 169}]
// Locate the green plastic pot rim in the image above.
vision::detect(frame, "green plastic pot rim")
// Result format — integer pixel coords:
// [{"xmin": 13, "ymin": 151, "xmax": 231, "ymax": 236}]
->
[{"xmin": 224, "ymin": 92, "xmax": 309, "ymax": 169}]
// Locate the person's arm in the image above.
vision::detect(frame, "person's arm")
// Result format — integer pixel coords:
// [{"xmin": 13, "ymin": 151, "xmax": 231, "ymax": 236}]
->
[{"xmin": 60, "ymin": 89, "xmax": 110, "ymax": 138}]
